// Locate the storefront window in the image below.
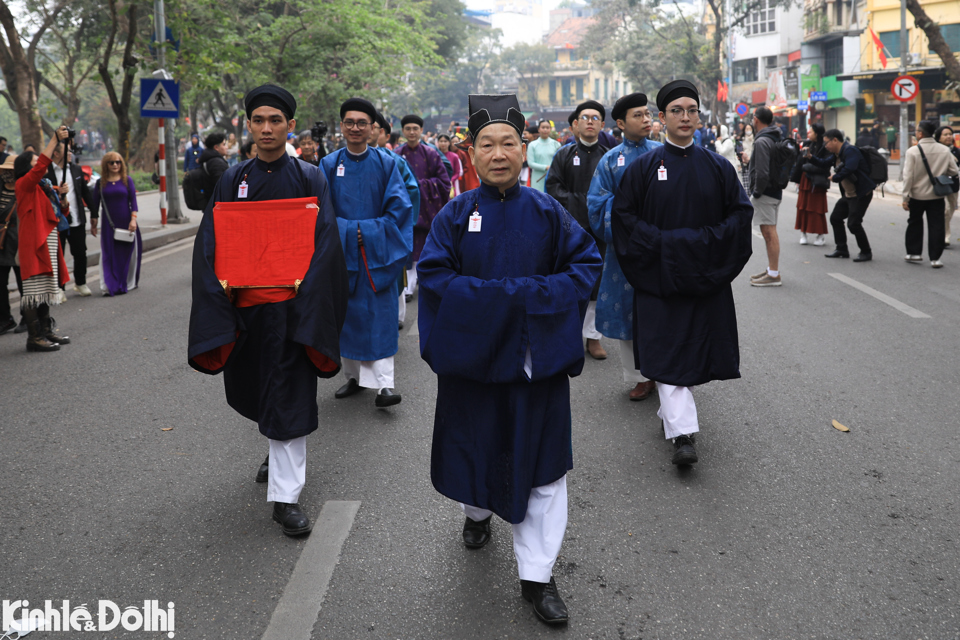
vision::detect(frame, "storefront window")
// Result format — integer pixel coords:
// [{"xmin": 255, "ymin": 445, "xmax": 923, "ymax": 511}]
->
[
  {"xmin": 824, "ymin": 40, "xmax": 843, "ymax": 76},
  {"xmin": 733, "ymin": 58, "xmax": 759, "ymax": 83},
  {"xmin": 879, "ymin": 31, "xmax": 901, "ymax": 58},
  {"xmin": 929, "ymin": 24, "xmax": 960, "ymax": 52}
]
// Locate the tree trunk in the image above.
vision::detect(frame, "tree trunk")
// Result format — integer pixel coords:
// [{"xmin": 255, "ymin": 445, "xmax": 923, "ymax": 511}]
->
[
  {"xmin": 98, "ymin": 1, "xmax": 139, "ymax": 160},
  {"xmin": 905, "ymin": 0, "xmax": 960, "ymax": 83}
]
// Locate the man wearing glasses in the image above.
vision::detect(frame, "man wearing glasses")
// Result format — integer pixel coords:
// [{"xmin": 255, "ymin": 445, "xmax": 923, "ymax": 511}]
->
[
  {"xmin": 587, "ymin": 92, "xmax": 661, "ymax": 401},
  {"xmin": 611, "ymin": 79, "xmax": 753, "ymax": 467},
  {"xmin": 394, "ymin": 114, "xmax": 451, "ymax": 302},
  {"xmin": 547, "ymin": 100, "xmax": 610, "ymax": 360},
  {"xmin": 322, "ymin": 98, "xmax": 414, "ymax": 407}
]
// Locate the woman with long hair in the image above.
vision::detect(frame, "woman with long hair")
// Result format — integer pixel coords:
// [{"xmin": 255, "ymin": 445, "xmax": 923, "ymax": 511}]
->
[
  {"xmin": 795, "ymin": 123, "xmax": 830, "ymax": 246},
  {"xmin": 436, "ymin": 134, "xmax": 463, "ymax": 197},
  {"xmin": 935, "ymin": 125, "xmax": 960, "ymax": 246},
  {"xmin": 13, "ymin": 126, "xmax": 72, "ymax": 351},
  {"xmin": 90, "ymin": 151, "xmax": 142, "ymax": 295}
]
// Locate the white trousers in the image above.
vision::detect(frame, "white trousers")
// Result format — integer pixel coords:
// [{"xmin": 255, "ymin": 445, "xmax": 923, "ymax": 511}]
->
[
  {"xmin": 342, "ymin": 356, "xmax": 395, "ymax": 390},
  {"xmin": 617, "ymin": 339, "xmax": 647, "ymax": 384},
  {"xmin": 657, "ymin": 383, "xmax": 699, "ymax": 440},
  {"xmin": 398, "ymin": 292, "xmax": 406, "ymax": 324},
  {"xmin": 267, "ymin": 436, "xmax": 306, "ymax": 504},
  {"xmin": 404, "ymin": 262, "xmax": 418, "ymax": 297},
  {"xmin": 461, "ymin": 475, "xmax": 568, "ymax": 583},
  {"xmin": 582, "ymin": 300, "xmax": 602, "ymax": 340}
]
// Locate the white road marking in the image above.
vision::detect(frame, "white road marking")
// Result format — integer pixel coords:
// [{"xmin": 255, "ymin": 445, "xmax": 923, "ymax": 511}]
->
[
  {"xmin": 260, "ymin": 500, "xmax": 361, "ymax": 640},
  {"xmin": 829, "ymin": 273, "xmax": 931, "ymax": 318}
]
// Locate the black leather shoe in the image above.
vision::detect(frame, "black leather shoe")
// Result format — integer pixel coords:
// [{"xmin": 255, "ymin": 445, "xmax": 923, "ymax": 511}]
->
[
  {"xmin": 334, "ymin": 378, "xmax": 361, "ymax": 399},
  {"xmin": 462, "ymin": 515, "xmax": 492, "ymax": 549},
  {"xmin": 272, "ymin": 502, "xmax": 312, "ymax": 536},
  {"xmin": 824, "ymin": 249, "xmax": 850, "ymax": 259},
  {"xmin": 672, "ymin": 434, "xmax": 698, "ymax": 465},
  {"xmin": 405, "ymin": 293, "xmax": 413, "ymax": 303},
  {"xmin": 255, "ymin": 455, "xmax": 269, "ymax": 483},
  {"xmin": 0, "ymin": 316, "xmax": 16, "ymax": 335},
  {"xmin": 375, "ymin": 388, "xmax": 402, "ymax": 407},
  {"xmin": 521, "ymin": 577, "xmax": 569, "ymax": 625},
  {"xmin": 853, "ymin": 252, "xmax": 873, "ymax": 262}
]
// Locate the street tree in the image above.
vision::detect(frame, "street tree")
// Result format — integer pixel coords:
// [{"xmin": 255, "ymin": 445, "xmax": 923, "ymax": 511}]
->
[
  {"xmin": 498, "ymin": 43, "xmax": 554, "ymax": 111},
  {"xmin": 905, "ymin": 0, "xmax": 960, "ymax": 84}
]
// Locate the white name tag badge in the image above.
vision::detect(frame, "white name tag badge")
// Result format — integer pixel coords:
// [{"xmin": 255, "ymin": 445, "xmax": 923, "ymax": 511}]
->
[
  {"xmin": 658, "ymin": 166, "xmax": 668, "ymax": 181},
  {"xmin": 617, "ymin": 155, "xmax": 625, "ymax": 167},
  {"xmin": 336, "ymin": 164, "xmax": 345, "ymax": 177},
  {"xmin": 238, "ymin": 181, "xmax": 249, "ymax": 198},
  {"xmin": 573, "ymin": 156, "xmax": 581, "ymax": 167},
  {"xmin": 468, "ymin": 214, "xmax": 482, "ymax": 232}
]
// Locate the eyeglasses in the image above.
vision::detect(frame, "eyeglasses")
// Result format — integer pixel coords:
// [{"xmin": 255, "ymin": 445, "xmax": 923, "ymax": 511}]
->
[
  {"xmin": 107, "ymin": 160, "xmax": 122, "ymax": 165},
  {"xmin": 342, "ymin": 120, "xmax": 370, "ymax": 130},
  {"xmin": 668, "ymin": 108, "xmax": 701, "ymax": 119},
  {"xmin": 579, "ymin": 115, "xmax": 601, "ymax": 122}
]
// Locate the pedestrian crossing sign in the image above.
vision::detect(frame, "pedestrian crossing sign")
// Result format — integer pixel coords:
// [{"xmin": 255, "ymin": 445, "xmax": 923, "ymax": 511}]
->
[{"xmin": 140, "ymin": 78, "xmax": 179, "ymax": 118}]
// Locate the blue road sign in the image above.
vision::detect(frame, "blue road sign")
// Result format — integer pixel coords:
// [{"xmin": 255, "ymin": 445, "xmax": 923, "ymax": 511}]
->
[
  {"xmin": 797, "ymin": 100, "xmax": 809, "ymax": 112},
  {"xmin": 810, "ymin": 91, "xmax": 828, "ymax": 102},
  {"xmin": 140, "ymin": 79, "xmax": 179, "ymax": 118},
  {"xmin": 735, "ymin": 102, "xmax": 749, "ymax": 117}
]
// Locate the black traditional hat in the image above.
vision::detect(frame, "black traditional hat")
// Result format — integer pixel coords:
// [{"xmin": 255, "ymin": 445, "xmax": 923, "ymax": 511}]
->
[
  {"xmin": 376, "ymin": 112, "xmax": 390, "ymax": 134},
  {"xmin": 611, "ymin": 92, "xmax": 648, "ymax": 121},
  {"xmin": 467, "ymin": 94, "xmax": 525, "ymax": 138},
  {"xmin": 656, "ymin": 79, "xmax": 700, "ymax": 113},
  {"xmin": 244, "ymin": 84, "xmax": 297, "ymax": 120},
  {"xmin": 340, "ymin": 97, "xmax": 377, "ymax": 122},
  {"xmin": 567, "ymin": 112, "xmax": 577, "ymax": 126},
  {"xmin": 401, "ymin": 114, "xmax": 424, "ymax": 128},
  {"xmin": 573, "ymin": 100, "xmax": 605, "ymax": 122}
]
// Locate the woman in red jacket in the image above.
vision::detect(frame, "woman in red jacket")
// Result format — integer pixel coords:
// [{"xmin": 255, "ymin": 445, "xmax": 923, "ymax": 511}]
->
[{"xmin": 13, "ymin": 126, "xmax": 71, "ymax": 352}]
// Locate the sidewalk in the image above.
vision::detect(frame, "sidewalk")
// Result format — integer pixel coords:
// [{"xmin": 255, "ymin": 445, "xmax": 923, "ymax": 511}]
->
[{"xmin": 7, "ymin": 187, "xmax": 202, "ymax": 292}]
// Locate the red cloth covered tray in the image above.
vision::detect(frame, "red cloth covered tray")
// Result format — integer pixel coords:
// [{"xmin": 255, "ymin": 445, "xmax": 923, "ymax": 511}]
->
[{"xmin": 213, "ymin": 197, "xmax": 318, "ymax": 292}]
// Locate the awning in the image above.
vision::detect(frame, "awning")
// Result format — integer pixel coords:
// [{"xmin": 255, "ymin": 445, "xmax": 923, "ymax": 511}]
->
[{"xmin": 836, "ymin": 66, "xmax": 946, "ymax": 91}]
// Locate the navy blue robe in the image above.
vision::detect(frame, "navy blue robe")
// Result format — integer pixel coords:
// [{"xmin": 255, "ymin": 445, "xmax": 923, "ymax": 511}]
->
[
  {"xmin": 611, "ymin": 142, "xmax": 753, "ymax": 388},
  {"xmin": 321, "ymin": 147, "xmax": 413, "ymax": 361},
  {"xmin": 417, "ymin": 181, "xmax": 602, "ymax": 524},
  {"xmin": 188, "ymin": 155, "xmax": 349, "ymax": 440}
]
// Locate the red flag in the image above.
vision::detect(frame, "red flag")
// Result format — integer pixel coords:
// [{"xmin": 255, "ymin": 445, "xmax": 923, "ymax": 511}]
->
[
  {"xmin": 718, "ymin": 80, "xmax": 724, "ymax": 101},
  {"xmin": 869, "ymin": 28, "xmax": 888, "ymax": 69},
  {"xmin": 723, "ymin": 81, "xmax": 729, "ymax": 101}
]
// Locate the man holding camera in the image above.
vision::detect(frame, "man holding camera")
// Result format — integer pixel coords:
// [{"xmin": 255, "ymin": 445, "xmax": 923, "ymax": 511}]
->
[{"xmin": 47, "ymin": 145, "xmax": 95, "ymax": 297}]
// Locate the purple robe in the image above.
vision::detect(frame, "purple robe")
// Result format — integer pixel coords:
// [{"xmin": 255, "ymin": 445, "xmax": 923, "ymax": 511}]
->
[
  {"xmin": 89, "ymin": 177, "xmax": 142, "ymax": 295},
  {"xmin": 395, "ymin": 143, "xmax": 451, "ymax": 261}
]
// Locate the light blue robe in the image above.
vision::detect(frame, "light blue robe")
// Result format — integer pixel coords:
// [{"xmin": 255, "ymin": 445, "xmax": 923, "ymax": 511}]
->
[
  {"xmin": 322, "ymin": 147, "xmax": 414, "ymax": 361},
  {"xmin": 586, "ymin": 136, "xmax": 662, "ymax": 340}
]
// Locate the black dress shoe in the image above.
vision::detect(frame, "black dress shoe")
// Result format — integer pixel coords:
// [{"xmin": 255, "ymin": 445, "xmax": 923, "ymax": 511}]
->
[
  {"xmin": 334, "ymin": 378, "xmax": 361, "ymax": 399},
  {"xmin": 521, "ymin": 577, "xmax": 569, "ymax": 625},
  {"xmin": 672, "ymin": 434, "xmax": 698, "ymax": 465},
  {"xmin": 853, "ymin": 252, "xmax": 873, "ymax": 262},
  {"xmin": 272, "ymin": 502, "xmax": 312, "ymax": 536},
  {"xmin": 375, "ymin": 388, "xmax": 402, "ymax": 407},
  {"xmin": 0, "ymin": 316, "xmax": 16, "ymax": 335},
  {"xmin": 824, "ymin": 249, "xmax": 850, "ymax": 259},
  {"xmin": 462, "ymin": 515, "xmax": 492, "ymax": 548},
  {"xmin": 405, "ymin": 293, "xmax": 413, "ymax": 303},
  {"xmin": 255, "ymin": 454, "xmax": 269, "ymax": 483}
]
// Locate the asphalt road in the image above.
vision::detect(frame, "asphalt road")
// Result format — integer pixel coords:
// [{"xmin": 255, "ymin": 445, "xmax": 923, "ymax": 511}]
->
[{"xmin": 1, "ymin": 187, "xmax": 958, "ymax": 640}]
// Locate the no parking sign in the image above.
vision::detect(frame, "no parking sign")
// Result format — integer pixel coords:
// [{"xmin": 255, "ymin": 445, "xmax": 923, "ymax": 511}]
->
[{"xmin": 735, "ymin": 103, "xmax": 749, "ymax": 117}]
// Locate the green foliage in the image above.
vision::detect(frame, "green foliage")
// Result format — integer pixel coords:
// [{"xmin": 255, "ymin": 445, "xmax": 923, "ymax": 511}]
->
[{"xmin": 497, "ymin": 42, "xmax": 554, "ymax": 109}]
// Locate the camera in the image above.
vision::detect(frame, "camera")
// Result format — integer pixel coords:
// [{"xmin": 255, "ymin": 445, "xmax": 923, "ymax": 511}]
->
[
  {"xmin": 65, "ymin": 128, "xmax": 76, "ymax": 140},
  {"xmin": 311, "ymin": 121, "xmax": 328, "ymax": 143}
]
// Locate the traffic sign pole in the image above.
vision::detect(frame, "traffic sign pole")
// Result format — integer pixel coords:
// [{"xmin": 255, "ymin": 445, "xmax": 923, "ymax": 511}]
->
[
  {"xmin": 158, "ymin": 118, "xmax": 167, "ymax": 225},
  {"xmin": 899, "ymin": 0, "xmax": 908, "ymax": 180}
]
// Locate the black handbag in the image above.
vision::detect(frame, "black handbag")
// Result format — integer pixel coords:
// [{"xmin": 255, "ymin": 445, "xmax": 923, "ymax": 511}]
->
[{"xmin": 917, "ymin": 144, "xmax": 957, "ymax": 197}]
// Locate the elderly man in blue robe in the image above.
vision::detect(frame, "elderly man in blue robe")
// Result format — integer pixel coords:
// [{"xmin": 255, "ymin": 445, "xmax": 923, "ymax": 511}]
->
[
  {"xmin": 417, "ymin": 94, "xmax": 602, "ymax": 626},
  {"xmin": 611, "ymin": 79, "xmax": 753, "ymax": 466},
  {"xmin": 587, "ymin": 92, "xmax": 661, "ymax": 402},
  {"xmin": 323, "ymin": 98, "xmax": 414, "ymax": 407}
]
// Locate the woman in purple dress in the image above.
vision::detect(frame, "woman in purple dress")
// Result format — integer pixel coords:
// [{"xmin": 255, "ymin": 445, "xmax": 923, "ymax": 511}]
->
[{"xmin": 90, "ymin": 152, "xmax": 141, "ymax": 295}]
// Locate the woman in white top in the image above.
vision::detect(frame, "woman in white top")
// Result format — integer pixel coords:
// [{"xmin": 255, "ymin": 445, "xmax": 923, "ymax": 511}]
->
[{"xmin": 715, "ymin": 125, "xmax": 740, "ymax": 183}]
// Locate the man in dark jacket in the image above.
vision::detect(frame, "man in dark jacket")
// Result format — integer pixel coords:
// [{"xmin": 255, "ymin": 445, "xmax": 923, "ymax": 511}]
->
[
  {"xmin": 547, "ymin": 99, "xmax": 609, "ymax": 360},
  {"xmin": 814, "ymin": 129, "xmax": 877, "ymax": 261},
  {"xmin": 48, "ymin": 147, "xmax": 95, "ymax": 296},
  {"xmin": 198, "ymin": 132, "xmax": 230, "ymax": 196},
  {"xmin": 747, "ymin": 107, "xmax": 784, "ymax": 287}
]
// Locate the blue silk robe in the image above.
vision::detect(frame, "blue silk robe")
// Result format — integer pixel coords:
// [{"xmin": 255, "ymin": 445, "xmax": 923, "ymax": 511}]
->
[
  {"xmin": 611, "ymin": 142, "xmax": 753, "ymax": 387},
  {"xmin": 587, "ymin": 136, "xmax": 662, "ymax": 340},
  {"xmin": 417, "ymin": 181, "xmax": 602, "ymax": 523},
  {"xmin": 322, "ymin": 147, "xmax": 414, "ymax": 362},
  {"xmin": 188, "ymin": 155, "xmax": 349, "ymax": 440},
  {"xmin": 382, "ymin": 147, "xmax": 420, "ymax": 294}
]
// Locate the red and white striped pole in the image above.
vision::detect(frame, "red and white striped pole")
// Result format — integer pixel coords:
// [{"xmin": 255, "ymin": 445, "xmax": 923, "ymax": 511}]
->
[{"xmin": 158, "ymin": 117, "xmax": 167, "ymax": 226}]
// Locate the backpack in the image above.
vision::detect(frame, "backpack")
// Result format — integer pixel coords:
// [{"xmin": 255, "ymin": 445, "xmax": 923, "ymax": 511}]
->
[
  {"xmin": 857, "ymin": 145, "xmax": 887, "ymax": 184},
  {"xmin": 182, "ymin": 162, "xmax": 211, "ymax": 211},
  {"xmin": 773, "ymin": 138, "xmax": 800, "ymax": 189}
]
